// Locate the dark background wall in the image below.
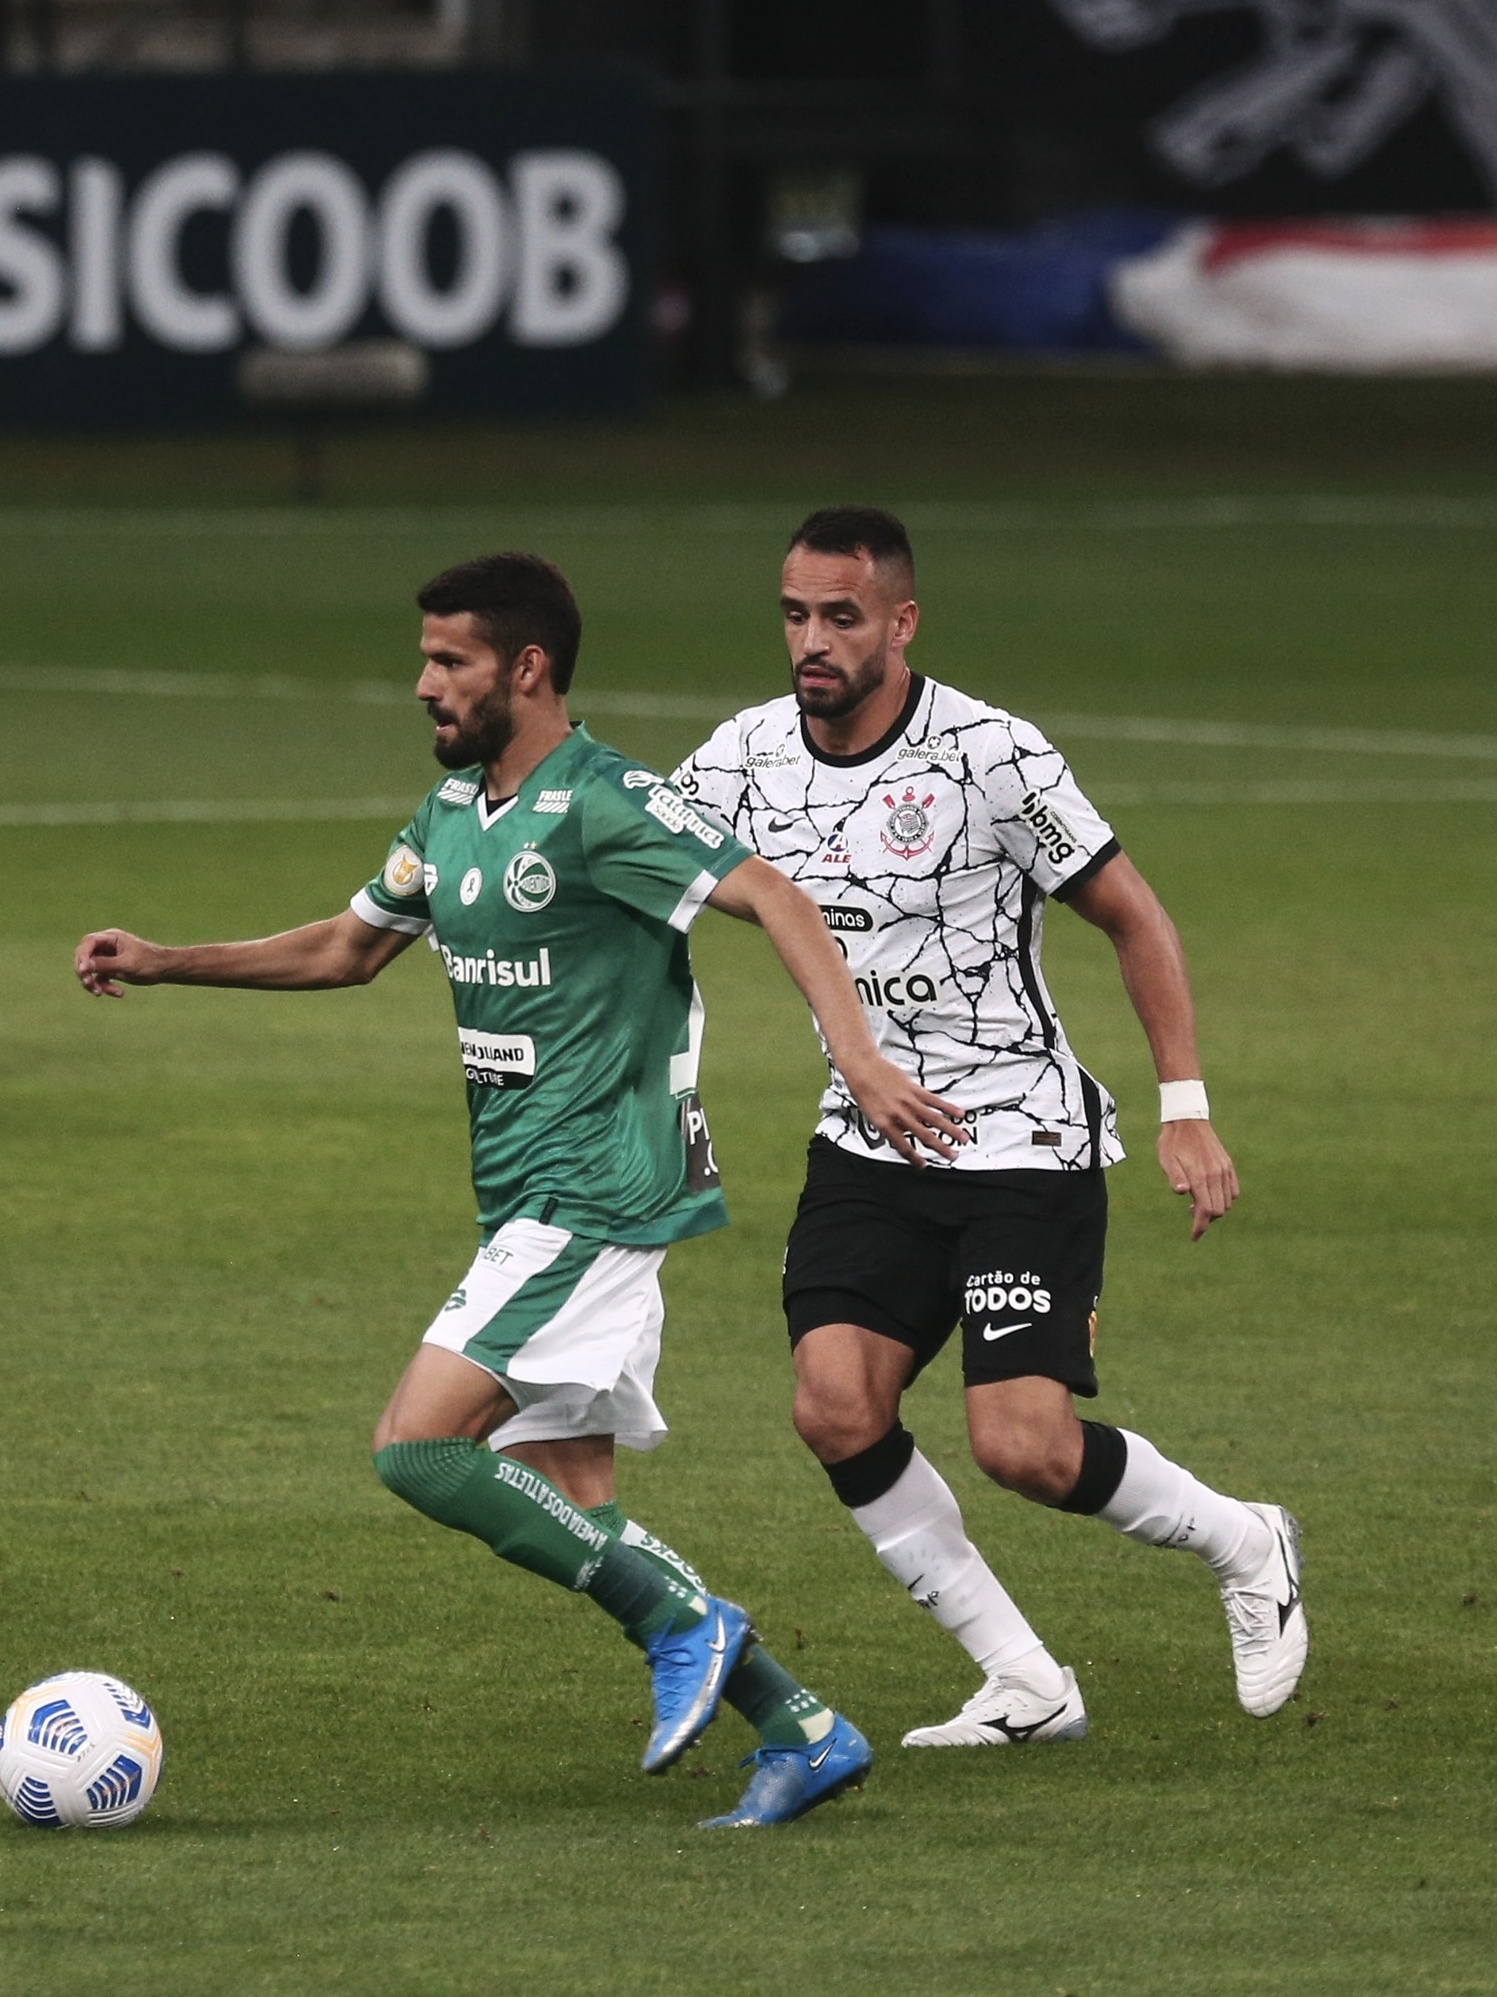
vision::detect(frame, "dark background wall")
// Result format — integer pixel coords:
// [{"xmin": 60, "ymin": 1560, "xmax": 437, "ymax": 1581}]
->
[
  {"xmin": 9, "ymin": 1, "xmax": 1493, "ymax": 391},
  {"xmin": 522, "ymin": 0, "xmax": 1495, "ymax": 224}
]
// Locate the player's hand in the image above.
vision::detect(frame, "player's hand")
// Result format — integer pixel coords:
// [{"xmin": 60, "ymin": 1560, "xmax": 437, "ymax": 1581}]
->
[
  {"xmin": 842, "ymin": 1055, "xmax": 969, "ymax": 1167},
  {"xmin": 1158, "ymin": 1120, "xmax": 1238, "ymax": 1240},
  {"xmin": 74, "ymin": 928, "xmax": 170, "ymax": 998}
]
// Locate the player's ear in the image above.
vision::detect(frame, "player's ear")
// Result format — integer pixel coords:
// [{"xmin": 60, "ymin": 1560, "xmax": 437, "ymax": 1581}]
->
[
  {"xmin": 511, "ymin": 643, "xmax": 553, "ymax": 695},
  {"xmin": 894, "ymin": 597, "xmax": 919, "ymax": 646}
]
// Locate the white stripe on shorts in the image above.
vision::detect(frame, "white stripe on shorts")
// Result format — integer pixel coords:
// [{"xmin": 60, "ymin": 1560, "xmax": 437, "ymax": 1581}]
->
[{"xmin": 420, "ymin": 1218, "xmax": 574, "ymax": 1361}]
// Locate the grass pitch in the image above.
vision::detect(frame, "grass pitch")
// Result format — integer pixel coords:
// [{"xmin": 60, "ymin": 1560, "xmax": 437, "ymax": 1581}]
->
[{"xmin": 1, "ymin": 382, "xmax": 1495, "ymax": 1995}]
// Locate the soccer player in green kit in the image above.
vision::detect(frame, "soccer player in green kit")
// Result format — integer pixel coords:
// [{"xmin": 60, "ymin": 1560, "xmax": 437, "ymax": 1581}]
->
[{"xmin": 74, "ymin": 552, "xmax": 966, "ymax": 1828}]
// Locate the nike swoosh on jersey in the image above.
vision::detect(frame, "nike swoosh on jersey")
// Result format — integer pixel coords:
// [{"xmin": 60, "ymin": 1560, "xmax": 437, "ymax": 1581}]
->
[{"xmin": 980, "ymin": 1321, "xmax": 1032, "ymax": 1341}]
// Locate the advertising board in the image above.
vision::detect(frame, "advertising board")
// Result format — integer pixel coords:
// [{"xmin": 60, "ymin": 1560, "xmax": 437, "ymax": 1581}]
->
[{"xmin": 0, "ymin": 68, "xmax": 649, "ymax": 424}]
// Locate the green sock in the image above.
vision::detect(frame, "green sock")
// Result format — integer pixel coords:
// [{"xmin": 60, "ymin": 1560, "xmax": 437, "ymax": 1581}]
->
[
  {"xmin": 725, "ymin": 1647, "xmax": 834, "ymax": 1748},
  {"xmin": 587, "ymin": 1501, "xmax": 835, "ymax": 1748},
  {"xmin": 373, "ymin": 1440, "xmax": 703, "ymax": 1644}
]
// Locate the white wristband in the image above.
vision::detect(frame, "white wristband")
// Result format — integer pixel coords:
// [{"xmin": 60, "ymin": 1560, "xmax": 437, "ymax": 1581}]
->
[{"xmin": 1159, "ymin": 1079, "xmax": 1210, "ymax": 1123}]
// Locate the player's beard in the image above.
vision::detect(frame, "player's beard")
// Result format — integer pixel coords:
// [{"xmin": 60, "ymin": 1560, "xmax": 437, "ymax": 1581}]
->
[
  {"xmin": 791, "ymin": 640, "xmax": 889, "ymax": 720},
  {"xmin": 430, "ymin": 680, "xmax": 515, "ymax": 769}
]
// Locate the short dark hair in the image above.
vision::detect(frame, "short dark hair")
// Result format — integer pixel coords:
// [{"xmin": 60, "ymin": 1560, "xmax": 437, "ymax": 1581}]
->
[
  {"xmin": 416, "ymin": 551, "xmax": 583, "ymax": 694},
  {"xmin": 787, "ymin": 506, "xmax": 915, "ymax": 592}
]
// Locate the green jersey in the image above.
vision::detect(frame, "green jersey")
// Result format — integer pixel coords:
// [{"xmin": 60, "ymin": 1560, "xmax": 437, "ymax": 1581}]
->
[{"xmin": 353, "ymin": 726, "xmax": 751, "ymax": 1246}]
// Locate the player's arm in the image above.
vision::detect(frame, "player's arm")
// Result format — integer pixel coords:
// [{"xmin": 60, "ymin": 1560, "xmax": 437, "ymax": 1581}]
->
[
  {"xmin": 1064, "ymin": 851, "xmax": 1239, "ymax": 1240},
  {"xmin": 705, "ymin": 855, "xmax": 967, "ymax": 1166},
  {"xmin": 74, "ymin": 909, "xmax": 414, "ymax": 998}
]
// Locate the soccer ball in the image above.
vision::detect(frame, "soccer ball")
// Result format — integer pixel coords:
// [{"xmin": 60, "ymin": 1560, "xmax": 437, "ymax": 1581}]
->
[{"xmin": 0, "ymin": 1672, "xmax": 163, "ymax": 1829}]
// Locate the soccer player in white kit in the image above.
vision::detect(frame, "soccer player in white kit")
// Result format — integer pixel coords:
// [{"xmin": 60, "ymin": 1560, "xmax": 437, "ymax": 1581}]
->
[{"xmin": 673, "ymin": 507, "xmax": 1308, "ymax": 1746}]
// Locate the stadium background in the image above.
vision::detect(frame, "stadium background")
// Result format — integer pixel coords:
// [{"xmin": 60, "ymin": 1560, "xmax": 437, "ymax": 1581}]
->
[{"xmin": 1, "ymin": 5, "xmax": 1494, "ymax": 1994}]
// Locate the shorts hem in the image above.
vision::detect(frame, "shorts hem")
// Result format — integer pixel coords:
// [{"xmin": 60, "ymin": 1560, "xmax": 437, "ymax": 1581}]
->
[
  {"xmin": 962, "ymin": 1358, "xmax": 1099, "ymax": 1398},
  {"xmin": 490, "ymin": 1422, "xmax": 666, "ymax": 1454},
  {"xmin": 784, "ymin": 1286, "xmax": 925, "ymax": 1352}
]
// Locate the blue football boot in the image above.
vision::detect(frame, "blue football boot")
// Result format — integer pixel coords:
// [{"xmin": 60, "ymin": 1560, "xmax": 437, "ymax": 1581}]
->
[
  {"xmin": 696, "ymin": 1712, "xmax": 873, "ymax": 1827},
  {"xmin": 641, "ymin": 1597, "xmax": 754, "ymax": 1774}
]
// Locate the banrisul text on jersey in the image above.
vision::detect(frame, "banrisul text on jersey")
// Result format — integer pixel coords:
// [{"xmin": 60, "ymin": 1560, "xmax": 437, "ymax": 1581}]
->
[{"xmin": 354, "ymin": 725, "xmax": 751, "ymax": 1242}]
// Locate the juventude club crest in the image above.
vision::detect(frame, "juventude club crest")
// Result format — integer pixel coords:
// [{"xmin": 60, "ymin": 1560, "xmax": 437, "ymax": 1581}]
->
[
  {"xmin": 503, "ymin": 848, "xmax": 557, "ymax": 912},
  {"xmin": 880, "ymin": 787, "xmax": 936, "ymax": 859}
]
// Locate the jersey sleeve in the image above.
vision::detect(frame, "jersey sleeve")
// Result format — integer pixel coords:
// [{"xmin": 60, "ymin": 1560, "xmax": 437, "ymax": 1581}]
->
[
  {"xmin": 983, "ymin": 716, "xmax": 1120, "ymax": 901},
  {"xmin": 670, "ymin": 717, "xmax": 745, "ymax": 822},
  {"xmin": 351, "ymin": 797, "xmax": 435, "ymax": 936},
  {"xmin": 582, "ymin": 766, "xmax": 751, "ymax": 932}
]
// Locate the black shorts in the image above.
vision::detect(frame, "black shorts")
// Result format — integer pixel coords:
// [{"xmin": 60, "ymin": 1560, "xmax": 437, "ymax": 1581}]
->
[{"xmin": 783, "ymin": 1136, "xmax": 1107, "ymax": 1396}]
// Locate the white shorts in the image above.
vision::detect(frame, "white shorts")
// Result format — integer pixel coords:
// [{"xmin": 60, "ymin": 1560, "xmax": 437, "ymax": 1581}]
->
[{"xmin": 420, "ymin": 1216, "xmax": 668, "ymax": 1453}]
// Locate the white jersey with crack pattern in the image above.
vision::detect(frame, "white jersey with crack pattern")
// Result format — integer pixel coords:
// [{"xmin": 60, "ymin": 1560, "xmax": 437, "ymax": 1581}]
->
[{"xmin": 672, "ymin": 671, "xmax": 1126, "ymax": 1173}]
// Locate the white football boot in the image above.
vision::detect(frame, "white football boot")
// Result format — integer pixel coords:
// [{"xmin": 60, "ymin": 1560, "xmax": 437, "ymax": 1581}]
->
[
  {"xmin": 1220, "ymin": 1502, "xmax": 1308, "ymax": 1717},
  {"xmin": 900, "ymin": 1666, "xmax": 1087, "ymax": 1748}
]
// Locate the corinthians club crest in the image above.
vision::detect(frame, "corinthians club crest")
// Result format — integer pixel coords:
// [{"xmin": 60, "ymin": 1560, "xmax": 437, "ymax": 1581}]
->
[{"xmin": 881, "ymin": 787, "xmax": 936, "ymax": 860}]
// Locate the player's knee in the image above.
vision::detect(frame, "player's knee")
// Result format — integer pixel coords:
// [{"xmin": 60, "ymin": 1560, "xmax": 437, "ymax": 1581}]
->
[
  {"xmin": 970, "ymin": 1430, "xmax": 1078, "ymax": 1505},
  {"xmin": 373, "ymin": 1408, "xmax": 459, "ymax": 1451},
  {"xmin": 371, "ymin": 1399, "xmax": 434, "ymax": 1451},
  {"xmin": 792, "ymin": 1376, "xmax": 887, "ymax": 1464},
  {"xmin": 372, "ymin": 1435, "xmax": 481, "ymax": 1527}
]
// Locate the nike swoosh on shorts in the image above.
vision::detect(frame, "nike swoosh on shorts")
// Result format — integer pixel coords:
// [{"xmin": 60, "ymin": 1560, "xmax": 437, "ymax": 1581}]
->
[{"xmin": 981, "ymin": 1322, "xmax": 1032, "ymax": 1342}]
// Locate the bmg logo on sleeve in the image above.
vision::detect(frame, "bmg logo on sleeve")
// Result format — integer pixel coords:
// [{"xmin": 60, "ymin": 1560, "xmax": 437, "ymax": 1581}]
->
[{"xmin": 0, "ymin": 70, "xmax": 648, "ymax": 421}]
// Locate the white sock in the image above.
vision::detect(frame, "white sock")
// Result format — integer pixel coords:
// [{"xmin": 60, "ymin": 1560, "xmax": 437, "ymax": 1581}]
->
[
  {"xmin": 1098, "ymin": 1429, "xmax": 1270, "ymax": 1584},
  {"xmin": 850, "ymin": 1449, "xmax": 1066, "ymax": 1696}
]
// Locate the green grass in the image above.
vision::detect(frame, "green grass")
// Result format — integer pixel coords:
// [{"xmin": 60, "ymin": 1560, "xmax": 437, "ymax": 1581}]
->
[{"xmin": 2, "ymin": 381, "xmax": 1496, "ymax": 1995}]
